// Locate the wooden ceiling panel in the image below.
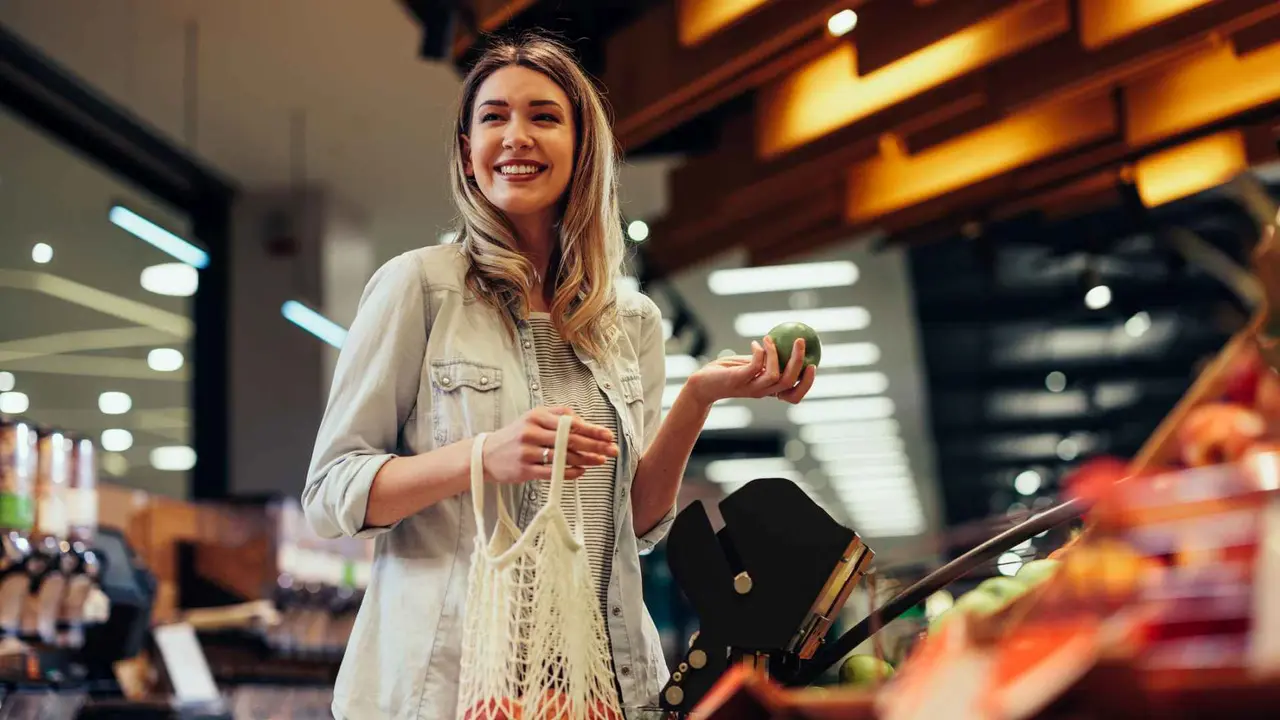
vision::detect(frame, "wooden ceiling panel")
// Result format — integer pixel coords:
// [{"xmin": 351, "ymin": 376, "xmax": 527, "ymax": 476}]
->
[
  {"xmin": 601, "ymin": 0, "xmax": 849, "ymax": 149},
  {"xmin": 852, "ymin": 0, "xmax": 1020, "ymax": 75}
]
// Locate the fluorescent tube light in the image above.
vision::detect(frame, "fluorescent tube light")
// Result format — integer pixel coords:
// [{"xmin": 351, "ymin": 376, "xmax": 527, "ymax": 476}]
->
[
  {"xmin": 282, "ymin": 301, "xmax": 349, "ymax": 348},
  {"xmin": 735, "ymin": 307, "xmax": 870, "ymax": 336},
  {"xmin": 788, "ymin": 396, "xmax": 895, "ymax": 424},
  {"xmin": 799, "ymin": 419, "xmax": 900, "ymax": 443},
  {"xmin": 708, "ymin": 261, "xmax": 858, "ymax": 295},
  {"xmin": 110, "ymin": 206, "xmax": 209, "ymax": 268}
]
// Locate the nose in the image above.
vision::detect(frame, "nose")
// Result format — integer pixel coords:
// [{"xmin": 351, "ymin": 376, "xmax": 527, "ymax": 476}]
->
[{"xmin": 502, "ymin": 116, "xmax": 534, "ymax": 151}]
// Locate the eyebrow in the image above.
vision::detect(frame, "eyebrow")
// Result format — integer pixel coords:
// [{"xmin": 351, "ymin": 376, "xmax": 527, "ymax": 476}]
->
[{"xmin": 477, "ymin": 99, "xmax": 566, "ymax": 111}]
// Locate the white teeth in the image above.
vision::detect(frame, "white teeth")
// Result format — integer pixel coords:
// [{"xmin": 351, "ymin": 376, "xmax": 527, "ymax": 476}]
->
[{"xmin": 498, "ymin": 165, "xmax": 541, "ymax": 176}]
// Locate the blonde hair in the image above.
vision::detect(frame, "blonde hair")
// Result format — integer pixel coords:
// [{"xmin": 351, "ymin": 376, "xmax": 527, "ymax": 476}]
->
[{"xmin": 448, "ymin": 34, "xmax": 625, "ymax": 361}]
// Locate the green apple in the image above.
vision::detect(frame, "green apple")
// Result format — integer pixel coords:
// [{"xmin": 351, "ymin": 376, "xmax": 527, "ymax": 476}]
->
[
  {"xmin": 977, "ymin": 577, "xmax": 1028, "ymax": 604},
  {"xmin": 953, "ymin": 589, "xmax": 1005, "ymax": 618},
  {"xmin": 767, "ymin": 322, "xmax": 822, "ymax": 369},
  {"xmin": 839, "ymin": 654, "xmax": 895, "ymax": 686},
  {"xmin": 1015, "ymin": 559, "xmax": 1061, "ymax": 588}
]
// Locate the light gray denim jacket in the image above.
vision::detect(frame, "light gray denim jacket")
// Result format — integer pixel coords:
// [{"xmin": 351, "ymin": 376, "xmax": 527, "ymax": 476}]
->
[{"xmin": 304, "ymin": 245, "xmax": 675, "ymax": 720}]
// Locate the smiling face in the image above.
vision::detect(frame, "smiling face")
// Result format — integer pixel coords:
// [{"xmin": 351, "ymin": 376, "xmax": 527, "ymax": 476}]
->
[{"xmin": 461, "ymin": 65, "xmax": 576, "ymax": 230}]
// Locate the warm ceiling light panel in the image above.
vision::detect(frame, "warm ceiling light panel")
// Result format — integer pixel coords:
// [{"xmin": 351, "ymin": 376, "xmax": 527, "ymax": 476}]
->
[
  {"xmin": 846, "ymin": 93, "xmax": 1116, "ymax": 223},
  {"xmin": 1134, "ymin": 130, "xmax": 1248, "ymax": 207},
  {"xmin": 1126, "ymin": 41, "xmax": 1280, "ymax": 147},
  {"xmin": 677, "ymin": 0, "xmax": 771, "ymax": 46},
  {"xmin": 757, "ymin": 0, "xmax": 1070, "ymax": 158},
  {"xmin": 1078, "ymin": 0, "xmax": 1217, "ymax": 49}
]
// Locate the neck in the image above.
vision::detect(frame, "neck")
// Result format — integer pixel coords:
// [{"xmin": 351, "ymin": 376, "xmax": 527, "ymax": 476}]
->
[{"xmin": 510, "ymin": 212, "xmax": 557, "ymax": 310}]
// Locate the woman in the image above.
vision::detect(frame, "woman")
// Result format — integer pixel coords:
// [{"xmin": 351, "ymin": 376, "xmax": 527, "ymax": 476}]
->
[{"xmin": 304, "ymin": 34, "xmax": 816, "ymax": 720}]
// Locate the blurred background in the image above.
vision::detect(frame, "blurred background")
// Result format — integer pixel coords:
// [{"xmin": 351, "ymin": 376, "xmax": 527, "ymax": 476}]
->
[{"xmin": 1, "ymin": 0, "xmax": 1279, "ymax": 715}]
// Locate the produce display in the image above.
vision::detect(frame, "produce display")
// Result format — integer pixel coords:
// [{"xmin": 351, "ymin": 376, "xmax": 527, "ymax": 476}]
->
[{"xmin": 688, "ymin": 207, "xmax": 1280, "ymax": 719}]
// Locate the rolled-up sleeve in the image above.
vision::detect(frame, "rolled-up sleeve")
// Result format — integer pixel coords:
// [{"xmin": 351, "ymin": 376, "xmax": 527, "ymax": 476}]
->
[
  {"xmin": 303, "ymin": 252, "xmax": 428, "ymax": 539},
  {"xmin": 634, "ymin": 297, "xmax": 676, "ymax": 551}
]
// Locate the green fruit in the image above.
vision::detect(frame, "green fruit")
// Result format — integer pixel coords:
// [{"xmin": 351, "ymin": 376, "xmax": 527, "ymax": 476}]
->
[
  {"xmin": 839, "ymin": 654, "xmax": 894, "ymax": 686},
  {"xmin": 977, "ymin": 577, "xmax": 1028, "ymax": 604},
  {"xmin": 767, "ymin": 322, "xmax": 822, "ymax": 369},
  {"xmin": 953, "ymin": 589, "xmax": 1004, "ymax": 618},
  {"xmin": 1015, "ymin": 559, "xmax": 1061, "ymax": 588},
  {"xmin": 927, "ymin": 608, "xmax": 955, "ymax": 636}
]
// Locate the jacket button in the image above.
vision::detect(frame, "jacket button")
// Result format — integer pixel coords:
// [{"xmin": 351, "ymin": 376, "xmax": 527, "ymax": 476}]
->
[
  {"xmin": 441, "ymin": 377, "xmax": 451, "ymax": 386},
  {"xmin": 604, "ymin": 381, "xmax": 613, "ymax": 390},
  {"xmin": 523, "ymin": 341, "xmax": 532, "ymax": 349},
  {"xmin": 531, "ymin": 382, "xmax": 539, "ymax": 391},
  {"xmin": 619, "ymin": 665, "xmax": 631, "ymax": 677},
  {"xmin": 611, "ymin": 605, "xmax": 622, "ymax": 617},
  {"xmin": 480, "ymin": 377, "xmax": 489, "ymax": 385}
]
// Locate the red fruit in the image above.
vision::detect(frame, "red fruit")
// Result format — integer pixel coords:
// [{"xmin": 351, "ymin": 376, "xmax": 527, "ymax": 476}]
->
[
  {"xmin": 1255, "ymin": 368, "xmax": 1280, "ymax": 419},
  {"xmin": 1223, "ymin": 349, "xmax": 1264, "ymax": 407},
  {"xmin": 1178, "ymin": 403, "xmax": 1267, "ymax": 467},
  {"xmin": 1063, "ymin": 456, "xmax": 1130, "ymax": 505},
  {"xmin": 463, "ymin": 697, "xmax": 522, "ymax": 720}
]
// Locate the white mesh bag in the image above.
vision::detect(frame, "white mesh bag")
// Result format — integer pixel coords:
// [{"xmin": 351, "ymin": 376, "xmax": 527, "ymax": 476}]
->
[{"xmin": 457, "ymin": 414, "xmax": 624, "ymax": 720}]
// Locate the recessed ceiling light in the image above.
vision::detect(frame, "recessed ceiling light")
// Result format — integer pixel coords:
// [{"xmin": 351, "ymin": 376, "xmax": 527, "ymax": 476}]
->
[
  {"xmin": 704, "ymin": 457, "xmax": 794, "ymax": 484},
  {"xmin": 702, "ymin": 405, "xmax": 753, "ymax": 431},
  {"xmin": 1056, "ymin": 437, "xmax": 1080, "ymax": 461},
  {"xmin": 1014, "ymin": 469, "xmax": 1042, "ymax": 496},
  {"xmin": 997, "ymin": 552, "xmax": 1023, "ymax": 576},
  {"xmin": 799, "ymin": 419, "xmax": 900, "ymax": 443},
  {"xmin": 807, "ymin": 371, "xmax": 889, "ymax": 398},
  {"xmin": 147, "ymin": 348, "xmax": 185, "ymax": 372},
  {"xmin": 664, "ymin": 354, "xmax": 700, "ymax": 379},
  {"xmin": 98, "ymin": 391, "xmax": 132, "ymax": 415},
  {"xmin": 31, "ymin": 243, "xmax": 53, "ymax": 264},
  {"xmin": 281, "ymin": 301, "xmax": 349, "ymax": 348},
  {"xmin": 101, "ymin": 429, "xmax": 134, "ymax": 452},
  {"xmin": 734, "ymin": 307, "xmax": 870, "ymax": 336},
  {"xmin": 820, "ymin": 342, "xmax": 881, "ymax": 368},
  {"xmin": 141, "ymin": 263, "xmax": 199, "ymax": 297},
  {"xmin": 110, "ymin": 205, "xmax": 209, "ymax": 268},
  {"xmin": 151, "ymin": 445, "xmax": 196, "ymax": 471},
  {"xmin": 827, "ymin": 9, "xmax": 858, "ymax": 37},
  {"xmin": 1084, "ymin": 284, "xmax": 1111, "ymax": 310},
  {"xmin": 0, "ymin": 372, "xmax": 13, "ymax": 392},
  {"xmin": 788, "ymin": 396, "xmax": 895, "ymax": 424},
  {"xmin": 0, "ymin": 392, "xmax": 29, "ymax": 414},
  {"xmin": 708, "ymin": 261, "xmax": 859, "ymax": 295},
  {"xmin": 627, "ymin": 220, "xmax": 650, "ymax": 242},
  {"xmin": 1125, "ymin": 311, "xmax": 1151, "ymax": 337},
  {"xmin": 1045, "ymin": 371, "xmax": 1067, "ymax": 393}
]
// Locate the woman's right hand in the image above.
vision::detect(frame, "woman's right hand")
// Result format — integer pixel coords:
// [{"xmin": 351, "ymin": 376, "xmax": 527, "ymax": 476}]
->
[{"xmin": 481, "ymin": 406, "xmax": 619, "ymax": 485}]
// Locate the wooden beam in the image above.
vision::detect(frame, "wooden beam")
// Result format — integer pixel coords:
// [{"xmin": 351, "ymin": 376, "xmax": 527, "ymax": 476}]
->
[
  {"xmin": 450, "ymin": 0, "xmax": 538, "ymax": 60},
  {"xmin": 602, "ymin": 0, "xmax": 852, "ymax": 150}
]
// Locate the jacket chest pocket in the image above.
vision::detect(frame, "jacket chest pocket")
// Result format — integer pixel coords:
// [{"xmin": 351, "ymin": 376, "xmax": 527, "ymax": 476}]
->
[
  {"xmin": 619, "ymin": 369, "xmax": 646, "ymax": 448},
  {"xmin": 430, "ymin": 359, "xmax": 503, "ymax": 447}
]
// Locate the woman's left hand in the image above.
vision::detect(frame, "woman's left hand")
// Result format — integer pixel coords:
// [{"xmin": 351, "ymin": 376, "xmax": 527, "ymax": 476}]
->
[{"xmin": 685, "ymin": 335, "xmax": 816, "ymax": 406}]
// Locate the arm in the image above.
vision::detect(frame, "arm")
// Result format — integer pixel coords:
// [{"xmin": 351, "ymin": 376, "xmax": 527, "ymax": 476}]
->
[
  {"xmin": 630, "ymin": 300, "xmax": 688, "ymax": 543},
  {"xmin": 303, "ymin": 252, "xmax": 464, "ymax": 539}
]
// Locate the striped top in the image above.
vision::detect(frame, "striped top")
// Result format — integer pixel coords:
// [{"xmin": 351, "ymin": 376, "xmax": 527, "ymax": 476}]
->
[{"xmin": 525, "ymin": 313, "xmax": 618, "ymax": 612}]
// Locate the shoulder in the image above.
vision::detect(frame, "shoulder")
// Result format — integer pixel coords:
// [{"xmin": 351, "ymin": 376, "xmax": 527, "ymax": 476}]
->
[
  {"xmin": 378, "ymin": 245, "xmax": 468, "ymax": 292},
  {"xmin": 616, "ymin": 283, "xmax": 661, "ymax": 322}
]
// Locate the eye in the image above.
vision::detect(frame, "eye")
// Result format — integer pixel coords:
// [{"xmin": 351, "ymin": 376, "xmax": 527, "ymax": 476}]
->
[
  {"xmin": 534, "ymin": 113, "xmax": 561, "ymax": 123},
  {"xmin": 479, "ymin": 112, "xmax": 503, "ymax": 123}
]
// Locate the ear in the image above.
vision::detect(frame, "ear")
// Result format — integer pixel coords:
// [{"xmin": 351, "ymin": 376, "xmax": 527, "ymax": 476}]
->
[{"xmin": 460, "ymin": 134, "xmax": 474, "ymax": 178}]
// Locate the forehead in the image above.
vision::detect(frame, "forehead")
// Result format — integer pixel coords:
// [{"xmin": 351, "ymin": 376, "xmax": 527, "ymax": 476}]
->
[{"xmin": 474, "ymin": 65, "xmax": 571, "ymax": 108}]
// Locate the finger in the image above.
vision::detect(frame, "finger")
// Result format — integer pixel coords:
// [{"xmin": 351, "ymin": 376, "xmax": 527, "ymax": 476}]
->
[
  {"xmin": 522, "ymin": 428, "xmax": 617, "ymax": 458},
  {"xmin": 533, "ymin": 406, "xmax": 576, "ymax": 427},
  {"xmin": 775, "ymin": 338, "xmax": 805, "ymax": 389},
  {"xmin": 527, "ymin": 464, "xmax": 587, "ymax": 481},
  {"xmin": 777, "ymin": 364, "xmax": 817, "ymax": 404},
  {"xmin": 749, "ymin": 337, "xmax": 782, "ymax": 394}
]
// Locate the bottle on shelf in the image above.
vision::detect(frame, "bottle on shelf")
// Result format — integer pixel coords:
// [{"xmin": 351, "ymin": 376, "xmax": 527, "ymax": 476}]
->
[
  {"xmin": 23, "ymin": 427, "xmax": 73, "ymax": 646},
  {"xmin": 0, "ymin": 417, "xmax": 36, "ymax": 639},
  {"xmin": 57, "ymin": 434, "xmax": 101, "ymax": 649}
]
